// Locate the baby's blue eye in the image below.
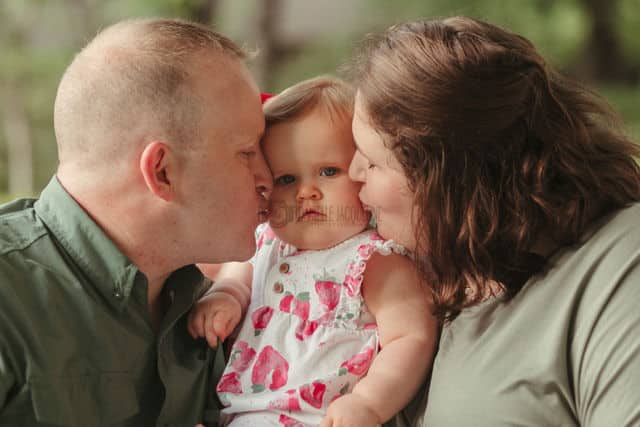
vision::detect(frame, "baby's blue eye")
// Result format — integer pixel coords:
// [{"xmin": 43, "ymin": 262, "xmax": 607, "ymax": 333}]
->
[
  {"xmin": 275, "ymin": 175, "xmax": 296, "ymax": 186},
  {"xmin": 320, "ymin": 167, "xmax": 338, "ymax": 177}
]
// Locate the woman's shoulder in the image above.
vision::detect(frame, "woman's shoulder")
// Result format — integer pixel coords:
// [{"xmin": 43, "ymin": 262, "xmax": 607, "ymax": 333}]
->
[
  {"xmin": 584, "ymin": 202, "xmax": 640, "ymax": 244},
  {"xmin": 533, "ymin": 202, "xmax": 640, "ymax": 290},
  {"xmin": 454, "ymin": 203, "xmax": 640, "ymax": 323},
  {"xmin": 567, "ymin": 201, "xmax": 640, "ymax": 299},
  {"xmin": 498, "ymin": 202, "xmax": 640, "ymax": 335},
  {"xmin": 565, "ymin": 202, "xmax": 640, "ymax": 272}
]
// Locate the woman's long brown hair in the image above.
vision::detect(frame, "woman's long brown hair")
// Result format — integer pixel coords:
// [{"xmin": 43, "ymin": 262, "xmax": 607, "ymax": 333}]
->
[{"xmin": 350, "ymin": 17, "xmax": 640, "ymax": 321}]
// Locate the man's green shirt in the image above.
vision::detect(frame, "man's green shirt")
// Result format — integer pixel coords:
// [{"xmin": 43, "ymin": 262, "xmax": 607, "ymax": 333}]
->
[{"xmin": 0, "ymin": 178, "xmax": 219, "ymax": 426}]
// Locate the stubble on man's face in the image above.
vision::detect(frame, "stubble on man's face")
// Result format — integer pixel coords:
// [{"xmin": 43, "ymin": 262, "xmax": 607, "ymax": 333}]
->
[{"xmin": 183, "ymin": 56, "xmax": 267, "ymax": 262}]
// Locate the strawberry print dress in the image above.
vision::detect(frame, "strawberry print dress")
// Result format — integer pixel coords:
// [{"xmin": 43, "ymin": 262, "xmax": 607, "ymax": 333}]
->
[{"xmin": 216, "ymin": 224, "xmax": 407, "ymax": 426}]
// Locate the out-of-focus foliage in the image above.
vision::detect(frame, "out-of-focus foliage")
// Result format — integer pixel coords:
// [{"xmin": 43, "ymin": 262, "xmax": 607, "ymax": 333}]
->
[
  {"xmin": 0, "ymin": 0, "xmax": 638, "ymax": 197},
  {"xmin": 600, "ymin": 85, "xmax": 640, "ymax": 138},
  {"xmin": 619, "ymin": 0, "xmax": 640, "ymax": 63},
  {"xmin": 0, "ymin": 0, "xmax": 206, "ymax": 194},
  {"xmin": 267, "ymin": 0, "xmax": 639, "ymax": 139},
  {"xmin": 368, "ymin": 0, "xmax": 589, "ymax": 67}
]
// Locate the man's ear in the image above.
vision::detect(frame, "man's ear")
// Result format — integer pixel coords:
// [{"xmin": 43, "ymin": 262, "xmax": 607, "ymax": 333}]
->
[{"xmin": 139, "ymin": 141, "xmax": 175, "ymax": 202}]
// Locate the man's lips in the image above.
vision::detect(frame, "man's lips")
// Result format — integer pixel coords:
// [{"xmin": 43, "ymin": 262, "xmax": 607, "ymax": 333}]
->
[{"xmin": 258, "ymin": 206, "xmax": 270, "ymax": 221}]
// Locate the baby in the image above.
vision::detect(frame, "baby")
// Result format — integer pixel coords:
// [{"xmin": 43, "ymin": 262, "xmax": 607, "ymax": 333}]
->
[{"xmin": 189, "ymin": 76, "xmax": 437, "ymax": 427}]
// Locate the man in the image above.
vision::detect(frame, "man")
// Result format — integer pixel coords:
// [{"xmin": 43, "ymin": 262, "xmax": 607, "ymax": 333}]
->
[{"xmin": 0, "ymin": 18, "xmax": 271, "ymax": 426}]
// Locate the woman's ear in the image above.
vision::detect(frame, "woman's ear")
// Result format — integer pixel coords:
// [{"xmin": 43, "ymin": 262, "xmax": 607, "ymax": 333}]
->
[{"xmin": 139, "ymin": 141, "xmax": 175, "ymax": 202}]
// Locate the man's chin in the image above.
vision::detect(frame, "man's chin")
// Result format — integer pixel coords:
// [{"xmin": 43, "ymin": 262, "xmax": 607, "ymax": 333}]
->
[
  {"xmin": 211, "ymin": 228, "xmax": 259, "ymax": 263},
  {"xmin": 236, "ymin": 237, "xmax": 257, "ymax": 261}
]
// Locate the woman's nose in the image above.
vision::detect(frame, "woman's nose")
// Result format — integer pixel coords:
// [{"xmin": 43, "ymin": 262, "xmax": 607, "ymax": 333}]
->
[{"xmin": 348, "ymin": 151, "xmax": 365, "ymax": 182}]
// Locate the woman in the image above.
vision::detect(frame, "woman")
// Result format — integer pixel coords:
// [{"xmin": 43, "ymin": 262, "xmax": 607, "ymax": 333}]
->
[{"xmin": 348, "ymin": 16, "xmax": 640, "ymax": 426}]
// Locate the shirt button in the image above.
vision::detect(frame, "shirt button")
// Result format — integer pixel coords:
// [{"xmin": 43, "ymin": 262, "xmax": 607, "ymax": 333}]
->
[
  {"xmin": 279, "ymin": 263, "xmax": 290, "ymax": 274},
  {"xmin": 113, "ymin": 289, "xmax": 123, "ymax": 299},
  {"xmin": 273, "ymin": 282, "xmax": 284, "ymax": 293}
]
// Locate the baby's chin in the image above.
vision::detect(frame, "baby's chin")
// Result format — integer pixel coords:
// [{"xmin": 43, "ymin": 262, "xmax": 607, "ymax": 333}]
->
[{"xmin": 269, "ymin": 220, "xmax": 369, "ymax": 251}]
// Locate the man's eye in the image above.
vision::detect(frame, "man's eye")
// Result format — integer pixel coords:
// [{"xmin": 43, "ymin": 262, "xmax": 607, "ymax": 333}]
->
[
  {"xmin": 320, "ymin": 167, "xmax": 338, "ymax": 177},
  {"xmin": 275, "ymin": 175, "xmax": 295, "ymax": 186},
  {"xmin": 367, "ymin": 163, "xmax": 376, "ymax": 170},
  {"xmin": 242, "ymin": 151, "xmax": 255, "ymax": 158}
]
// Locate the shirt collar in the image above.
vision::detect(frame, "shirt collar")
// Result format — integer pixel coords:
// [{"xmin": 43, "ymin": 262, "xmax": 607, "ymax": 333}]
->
[{"xmin": 33, "ymin": 177, "xmax": 205, "ymax": 312}]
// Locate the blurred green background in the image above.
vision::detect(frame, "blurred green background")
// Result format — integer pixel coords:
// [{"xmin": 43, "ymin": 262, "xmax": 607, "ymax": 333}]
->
[{"xmin": 1, "ymin": 0, "xmax": 639, "ymax": 202}]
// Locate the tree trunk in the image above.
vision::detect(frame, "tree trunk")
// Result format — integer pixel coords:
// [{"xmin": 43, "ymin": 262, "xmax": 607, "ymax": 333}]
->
[
  {"xmin": 576, "ymin": 0, "xmax": 638, "ymax": 83},
  {"xmin": 187, "ymin": 0, "xmax": 219, "ymax": 25},
  {"xmin": 2, "ymin": 80, "xmax": 34, "ymax": 195},
  {"xmin": 254, "ymin": 0, "xmax": 282, "ymax": 90},
  {"xmin": 68, "ymin": 0, "xmax": 99, "ymax": 46}
]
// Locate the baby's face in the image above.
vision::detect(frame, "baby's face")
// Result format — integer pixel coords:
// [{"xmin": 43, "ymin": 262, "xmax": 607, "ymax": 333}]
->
[{"xmin": 262, "ymin": 108, "xmax": 370, "ymax": 250}]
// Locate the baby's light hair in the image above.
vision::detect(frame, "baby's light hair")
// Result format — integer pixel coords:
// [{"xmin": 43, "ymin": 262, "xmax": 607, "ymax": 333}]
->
[{"xmin": 264, "ymin": 76, "xmax": 354, "ymax": 126}]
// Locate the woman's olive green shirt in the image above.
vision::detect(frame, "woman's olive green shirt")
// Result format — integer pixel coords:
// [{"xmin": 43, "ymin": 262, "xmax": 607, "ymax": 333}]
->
[
  {"xmin": 0, "ymin": 178, "xmax": 222, "ymax": 426},
  {"xmin": 390, "ymin": 203, "xmax": 640, "ymax": 426}
]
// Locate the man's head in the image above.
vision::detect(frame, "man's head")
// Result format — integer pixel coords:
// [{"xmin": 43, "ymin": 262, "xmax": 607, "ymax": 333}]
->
[
  {"xmin": 54, "ymin": 18, "xmax": 245, "ymax": 168},
  {"xmin": 54, "ymin": 18, "xmax": 271, "ymax": 265}
]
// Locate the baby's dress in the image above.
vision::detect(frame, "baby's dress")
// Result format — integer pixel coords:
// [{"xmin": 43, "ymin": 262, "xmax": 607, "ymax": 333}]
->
[{"xmin": 217, "ymin": 224, "xmax": 406, "ymax": 427}]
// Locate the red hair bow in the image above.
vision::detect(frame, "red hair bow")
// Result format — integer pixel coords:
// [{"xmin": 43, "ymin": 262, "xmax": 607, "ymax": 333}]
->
[{"xmin": 260, "ymin": 93, "xmax": 274, "ymax": 104}]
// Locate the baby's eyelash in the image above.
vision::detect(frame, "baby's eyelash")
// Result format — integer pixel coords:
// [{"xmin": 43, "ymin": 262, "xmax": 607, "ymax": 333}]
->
[{"xmin": 319, "ymin": 167, "xmax": 339, "ymax": 177}]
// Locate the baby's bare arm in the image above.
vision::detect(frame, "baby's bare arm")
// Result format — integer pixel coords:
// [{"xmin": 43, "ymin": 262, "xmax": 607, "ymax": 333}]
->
[
  {"xmin": 206, "ymin": 262, "xmax": 253, "ymax": 309},
  {"xmin": 324, "ymin": 253, "xmax": 437, "ymax": 426},
  {"xmin": 188, "ymin": 262, "xmax": 253, "ymax": 348}
]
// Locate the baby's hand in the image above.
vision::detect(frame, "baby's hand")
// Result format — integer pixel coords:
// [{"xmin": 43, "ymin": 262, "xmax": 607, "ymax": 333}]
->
[
  {"xmin": 320, "ymin": 393, "xmax": 380, "ymax": 427},
  {"xmin": 187, "ymin": 290, "xmax": 242, "ymax": 348}
]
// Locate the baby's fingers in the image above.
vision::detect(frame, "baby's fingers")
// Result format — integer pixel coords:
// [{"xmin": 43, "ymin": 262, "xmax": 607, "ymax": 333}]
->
[
  {"xmin": 204, "ymin": 312, "xmax": 224, "ymax": 348},
  {"xmin": 187, "ymin": 309, "xmax": 205, "ymax": 339},
  {"xmin": 214, "ymin": 308, "xmax": 242, "ymax": 341},
  {"xmin": 213, "ymin": 314, "xmax": 232, "ymax": 343},
  {"xmin": 319, "ymin": 416, "xmax": 333, "ymax": 427}
]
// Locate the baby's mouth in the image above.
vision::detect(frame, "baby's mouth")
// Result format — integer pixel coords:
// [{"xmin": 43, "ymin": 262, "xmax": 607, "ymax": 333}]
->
[{"xmin": 298, "ymin": 208, "xmax": 325, "ymax": 221}]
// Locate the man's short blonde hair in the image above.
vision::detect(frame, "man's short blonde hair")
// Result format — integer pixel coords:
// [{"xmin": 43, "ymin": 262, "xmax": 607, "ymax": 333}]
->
[
  {"xmin": 263, "ymin": 76, "xmax": 355, "ymax": 127},
  {"xmin": 54, "ymin": 18, "xmax": 245, "ymax": 165}
]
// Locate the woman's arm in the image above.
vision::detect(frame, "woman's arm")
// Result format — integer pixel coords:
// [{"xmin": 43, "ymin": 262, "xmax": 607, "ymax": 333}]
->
[{"xmin": 575, "ymin": 259, "xmax": 640, "ymax": 426}]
